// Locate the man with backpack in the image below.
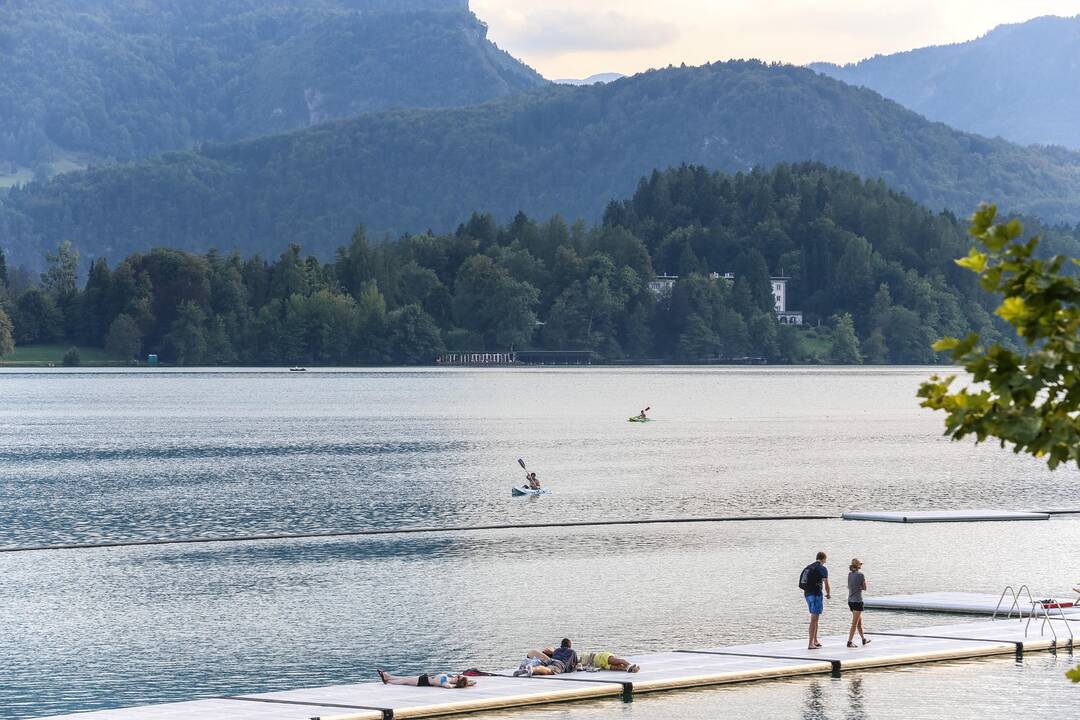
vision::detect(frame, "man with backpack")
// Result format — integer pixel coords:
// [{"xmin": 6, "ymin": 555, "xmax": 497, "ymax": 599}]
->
[{"xmin": 799, "ymin": 551, "xmax": 831, "ymax": 649}]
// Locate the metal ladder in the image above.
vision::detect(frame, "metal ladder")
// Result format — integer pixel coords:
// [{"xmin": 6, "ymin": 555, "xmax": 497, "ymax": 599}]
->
[
  {"xmin": 992, "ymin": 584, "xmax": 1035, "ymax": 621},
  {"xmin": 992, "ymin": 584, "xmax": 1075, "ymax": 645}
]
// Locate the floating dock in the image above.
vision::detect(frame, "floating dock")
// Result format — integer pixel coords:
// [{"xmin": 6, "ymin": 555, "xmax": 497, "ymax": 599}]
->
[
  {"xmin": 865, "ymin": 591, "xmax": 1080, "ymax": 617},
  {"xmin": 36, "ymin": 617, "xmax": 1076, "ymax": 720},
  {"xmin": 841, "ymin": 510, "xmax": 1050, "ymax": 523}
]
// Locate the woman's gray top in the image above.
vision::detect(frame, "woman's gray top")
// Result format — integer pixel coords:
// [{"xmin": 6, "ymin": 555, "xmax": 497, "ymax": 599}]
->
[{"xmin": 848, "ymin": 571, "xmax": 865, "ymax": 602}]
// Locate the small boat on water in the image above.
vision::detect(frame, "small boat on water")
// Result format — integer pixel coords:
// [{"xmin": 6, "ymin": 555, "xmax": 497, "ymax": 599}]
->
[
  {"xmin": 289, "ymin": 367, "xmax": 307, "ymax": 372},
  {"xmin": 512, "ymin": 486, "xmax": 548, "ymax": 497},
  {"xmin": 628, "ymin": 416, "xmax": 651, "ymax": 423}
]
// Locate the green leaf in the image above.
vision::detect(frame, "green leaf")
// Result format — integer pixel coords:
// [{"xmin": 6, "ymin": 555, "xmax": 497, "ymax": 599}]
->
[
  {"xmin": 955, "ymin": 249, "xmax": 988, "ymax": 274},
  {"xmin": 995, "ymin": 297, "xmax": 1029, "ymax": 324}
]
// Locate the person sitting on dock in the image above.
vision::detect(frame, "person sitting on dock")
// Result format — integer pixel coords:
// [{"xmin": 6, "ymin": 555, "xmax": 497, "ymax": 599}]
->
[
  {"xmin": 542, "ymin": 646, "xmax": 640, "ymax": 673},
  {"xmin": 377, "ymin": 669, "xmax": 475, "ymax": 689},
  {"xmin": 525, "ymin": 472, "xmax": 541, "ymax": 490},
  {"xmin": 513, "ymin": 642, "xmax": 576, "ymax": 676},
  {"xmin": 799, "ymin": 551, "xmax": 830, "ymax": 650}
]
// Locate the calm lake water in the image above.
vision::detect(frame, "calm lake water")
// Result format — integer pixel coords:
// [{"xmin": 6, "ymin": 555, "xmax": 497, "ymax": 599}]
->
[{"xmin": 0, "ymin": 367, "xmax": 1076, "ymax": 719}]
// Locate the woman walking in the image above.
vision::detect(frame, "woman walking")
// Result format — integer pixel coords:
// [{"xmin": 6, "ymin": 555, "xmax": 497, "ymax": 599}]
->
[{"xmin": 846, "ymin": 558, "xmax": 870, "ymax": 648}]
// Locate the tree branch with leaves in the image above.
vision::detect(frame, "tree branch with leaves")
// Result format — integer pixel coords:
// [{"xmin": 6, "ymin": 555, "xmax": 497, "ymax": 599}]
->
[
  {"xmin": 918, "ymin": 204, "xmax": 1080, "ymax": 470},
  {"xmin": 917, "ymin": 204, "xmax": 1079, "ymax": 683}
]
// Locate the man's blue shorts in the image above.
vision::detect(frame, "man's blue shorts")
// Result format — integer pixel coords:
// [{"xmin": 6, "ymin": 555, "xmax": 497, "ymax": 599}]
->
[{"xmin": 805, "ymin": 594, "xmax": 824, "ymax": 615}]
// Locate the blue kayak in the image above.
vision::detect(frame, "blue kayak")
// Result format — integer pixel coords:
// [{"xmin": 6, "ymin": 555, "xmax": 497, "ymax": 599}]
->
[{"xmin": 512, "ymin": 486, "xmax": 548, "ymax": 496}]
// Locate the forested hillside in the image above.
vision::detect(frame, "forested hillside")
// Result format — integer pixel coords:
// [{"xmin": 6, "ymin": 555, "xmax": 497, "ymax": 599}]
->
[
  {"xmin": 0, "ymin": 0, "xmax": 544, "ymax": 175},
  {"xmin": 812, "ymin": 15, "xmax": 1080, "ymax": 149},
  {"xmin": 4, "ymin": 60, "xmax": 1080, "ymax": 270},
  {"xmin": 0, "ymin": 164, "xmax": 1051, "ymax": 367}
]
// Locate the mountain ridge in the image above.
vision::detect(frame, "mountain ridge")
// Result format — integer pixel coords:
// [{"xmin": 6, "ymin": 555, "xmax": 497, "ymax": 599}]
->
[
  {"xmin": 0, "ymin": 0, "xmax": 545, "ymax": 180},
  {"xmin": 4, "ymin": 60, "xmax": 1080, "ymax": 268},
  {"xmin": 811, "ymin": 15, "xmax": 1080, "ymax": 149}
]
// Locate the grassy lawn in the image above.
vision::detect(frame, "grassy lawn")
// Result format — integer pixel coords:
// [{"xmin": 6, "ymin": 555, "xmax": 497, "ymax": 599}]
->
[
  {"xmin": 0, "ymin": 344, "xmax": 128, "ymax": 366},
  {"xmin": 795, "ymin": 326, "xmax": 831, "ymax": 363}
]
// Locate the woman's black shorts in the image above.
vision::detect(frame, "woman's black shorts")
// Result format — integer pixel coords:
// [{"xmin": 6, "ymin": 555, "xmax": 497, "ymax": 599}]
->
[
  {"xmin": 418, "ymin": 675, "xmax": 431, "ymax": 687},
  {"xmin": 848, "ymin": 601, "xmax": 865, "ymax": 612}
]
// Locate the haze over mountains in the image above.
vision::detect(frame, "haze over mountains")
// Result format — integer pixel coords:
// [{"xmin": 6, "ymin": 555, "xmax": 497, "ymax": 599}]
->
[
  {"xmin": 554, "ymin": 73, "xmax": 626, "ymax": 86},
  {"xmin": 812, "ymin": 15, "xmax": 1080, "ymax": 150},
  {"xmin": 0, "ymin": 0, "xmax": 544, "ymax": 180}
]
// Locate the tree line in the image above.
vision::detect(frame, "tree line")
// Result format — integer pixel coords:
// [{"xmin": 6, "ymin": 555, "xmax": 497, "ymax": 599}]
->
[{"xmin": 0, "ymin": 163, "xmax": 1043, "ymax": 366}]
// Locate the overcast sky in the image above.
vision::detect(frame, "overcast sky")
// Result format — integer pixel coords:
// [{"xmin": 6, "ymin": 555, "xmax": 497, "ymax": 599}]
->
[{"xmin": 471, "ymin": 1, "xmax": 1080, "ymax": 79}]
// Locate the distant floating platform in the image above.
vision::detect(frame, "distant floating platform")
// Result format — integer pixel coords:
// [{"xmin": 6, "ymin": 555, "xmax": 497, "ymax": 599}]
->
[
  {"xmin": 841, "ymin": 510, "xmax": 1049, "ymax": 523},
  {"xmin": 865, "ymin": 592, "xmax": 1080, "ymax": 617}
]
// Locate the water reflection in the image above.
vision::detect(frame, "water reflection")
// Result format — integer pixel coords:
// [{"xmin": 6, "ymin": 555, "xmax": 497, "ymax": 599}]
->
[
  {"xmin": 845, "ymin": 677, "xmax": 866, "ymax": 720},
  {"xmin": 802, "ymin": 680, "xmax": 830, "ymax": 720}
]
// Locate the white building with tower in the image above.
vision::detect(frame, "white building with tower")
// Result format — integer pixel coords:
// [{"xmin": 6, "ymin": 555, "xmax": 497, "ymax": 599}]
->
[
  {"xmin": 771, "ymin": 277, "xmax": 803, "ymax": 325},
  {"xmin": 647, "ymin": 272, "xmax": 803, "ymax": 324}
]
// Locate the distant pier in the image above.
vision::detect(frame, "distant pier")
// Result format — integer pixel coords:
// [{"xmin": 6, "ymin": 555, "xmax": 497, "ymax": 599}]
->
[{"xmin": 436, "ymin": 350, "xmax": 594, "ymax": 366}]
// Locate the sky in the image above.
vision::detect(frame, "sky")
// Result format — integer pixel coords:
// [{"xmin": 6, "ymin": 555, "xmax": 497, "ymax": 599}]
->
[{"xmin": 471, "ymin": 0, "xmax": 1080, "ymax": 79}]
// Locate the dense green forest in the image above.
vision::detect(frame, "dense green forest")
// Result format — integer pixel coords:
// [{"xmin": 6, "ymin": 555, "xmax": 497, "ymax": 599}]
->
[
  {"xmin": 0, "ymin": 0, "xmax": 543, "ymax": 173},
  {"xmin": 5, "ymin": 60, "xmax": 1080, "ymax": 270},
  {"xmin": 0, "ymin": 164, "xmax": 1049, "ymax": 366},
  {"xmin": 812, "ymin": 15, "xmax": 1080, "ymax": 150}
]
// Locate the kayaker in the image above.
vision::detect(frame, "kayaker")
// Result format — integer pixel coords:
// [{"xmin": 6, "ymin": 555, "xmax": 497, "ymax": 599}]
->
[
  {"xmin": 637, "ymin": 408, "xmax": 648, "ymax": 420},
  {"xmin": 525, "ymin": 471, "xmax": 541, "ymax": 490}
]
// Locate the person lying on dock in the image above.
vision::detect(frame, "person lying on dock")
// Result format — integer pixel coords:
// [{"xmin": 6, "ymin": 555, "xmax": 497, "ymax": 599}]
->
[
  {"xmin": 377, "ymin": 669, "xmax": 476, "ymax": 689},
  {"xmin": 537, "ymin": 643, "xmax": 639, "ymax": 673},
  {"xmin": 545, "ymin": 648, "xmax": 639, "ymax": 673},
  {"xmin": 513, "ymin": 650, "xmax": 567, "ymax": 676}
]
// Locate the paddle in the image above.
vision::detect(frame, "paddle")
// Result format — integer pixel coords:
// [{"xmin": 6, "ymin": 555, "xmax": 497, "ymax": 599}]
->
[{"xmin": 518, "ymin": 457, "xmax": 530, "ymax": 489}]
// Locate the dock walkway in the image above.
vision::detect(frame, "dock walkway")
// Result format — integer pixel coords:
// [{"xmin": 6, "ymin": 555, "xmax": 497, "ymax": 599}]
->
[{"xmin": 36, "ymin": 616, "xmax": 1076, "ymax": 720}]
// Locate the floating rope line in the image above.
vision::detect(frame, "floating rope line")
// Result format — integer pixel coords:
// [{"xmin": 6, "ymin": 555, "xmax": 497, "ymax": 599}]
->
[{"xmin": 0, "ymin": 514, "xmax": 839, "ymax": 553}]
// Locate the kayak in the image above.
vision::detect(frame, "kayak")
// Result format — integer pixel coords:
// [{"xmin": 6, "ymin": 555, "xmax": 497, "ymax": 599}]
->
[
  {"xmin": 512, "ymin": 486, "xmax": 548, "ymax": 497},
  {"xmin": 628, "ymin": 416, "xmax": 651, "ymax": 423}
]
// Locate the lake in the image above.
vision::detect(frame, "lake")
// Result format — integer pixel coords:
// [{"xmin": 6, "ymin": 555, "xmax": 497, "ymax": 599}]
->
[{"xmin": 0, "ymin": 367, "xmax": 1076, "ymax": 719}]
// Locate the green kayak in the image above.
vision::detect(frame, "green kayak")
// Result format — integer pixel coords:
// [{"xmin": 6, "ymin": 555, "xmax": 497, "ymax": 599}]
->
[{"xmin": 628, "ymin": 416, "xmax": 651, "ymax": 423}]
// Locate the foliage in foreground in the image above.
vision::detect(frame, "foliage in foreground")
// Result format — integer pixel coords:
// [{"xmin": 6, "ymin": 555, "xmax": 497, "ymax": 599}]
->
[
  {"xmin": 919, "ymin": 201, "xmax": 1079, "ymax": 682},
  {"xmin": 919, "ymin": 204, "xmax": 1080, "ymax": 471}
]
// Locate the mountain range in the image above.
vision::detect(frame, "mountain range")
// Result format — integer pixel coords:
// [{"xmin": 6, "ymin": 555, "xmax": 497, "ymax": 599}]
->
[
  {"xmin": 4, "ymin": 59, "xmax": 1080, "ymax": 269},
  {"xmin": 812, "ymin": 15, "xmax": 1080, "ymax": 149},
  {"xmin": 554, "ymin": 73, "xmax": 626, "ymax": 86},
  {"xmin": 0, "ymin": 0, "xmax": 544, "ymax": 182}
]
